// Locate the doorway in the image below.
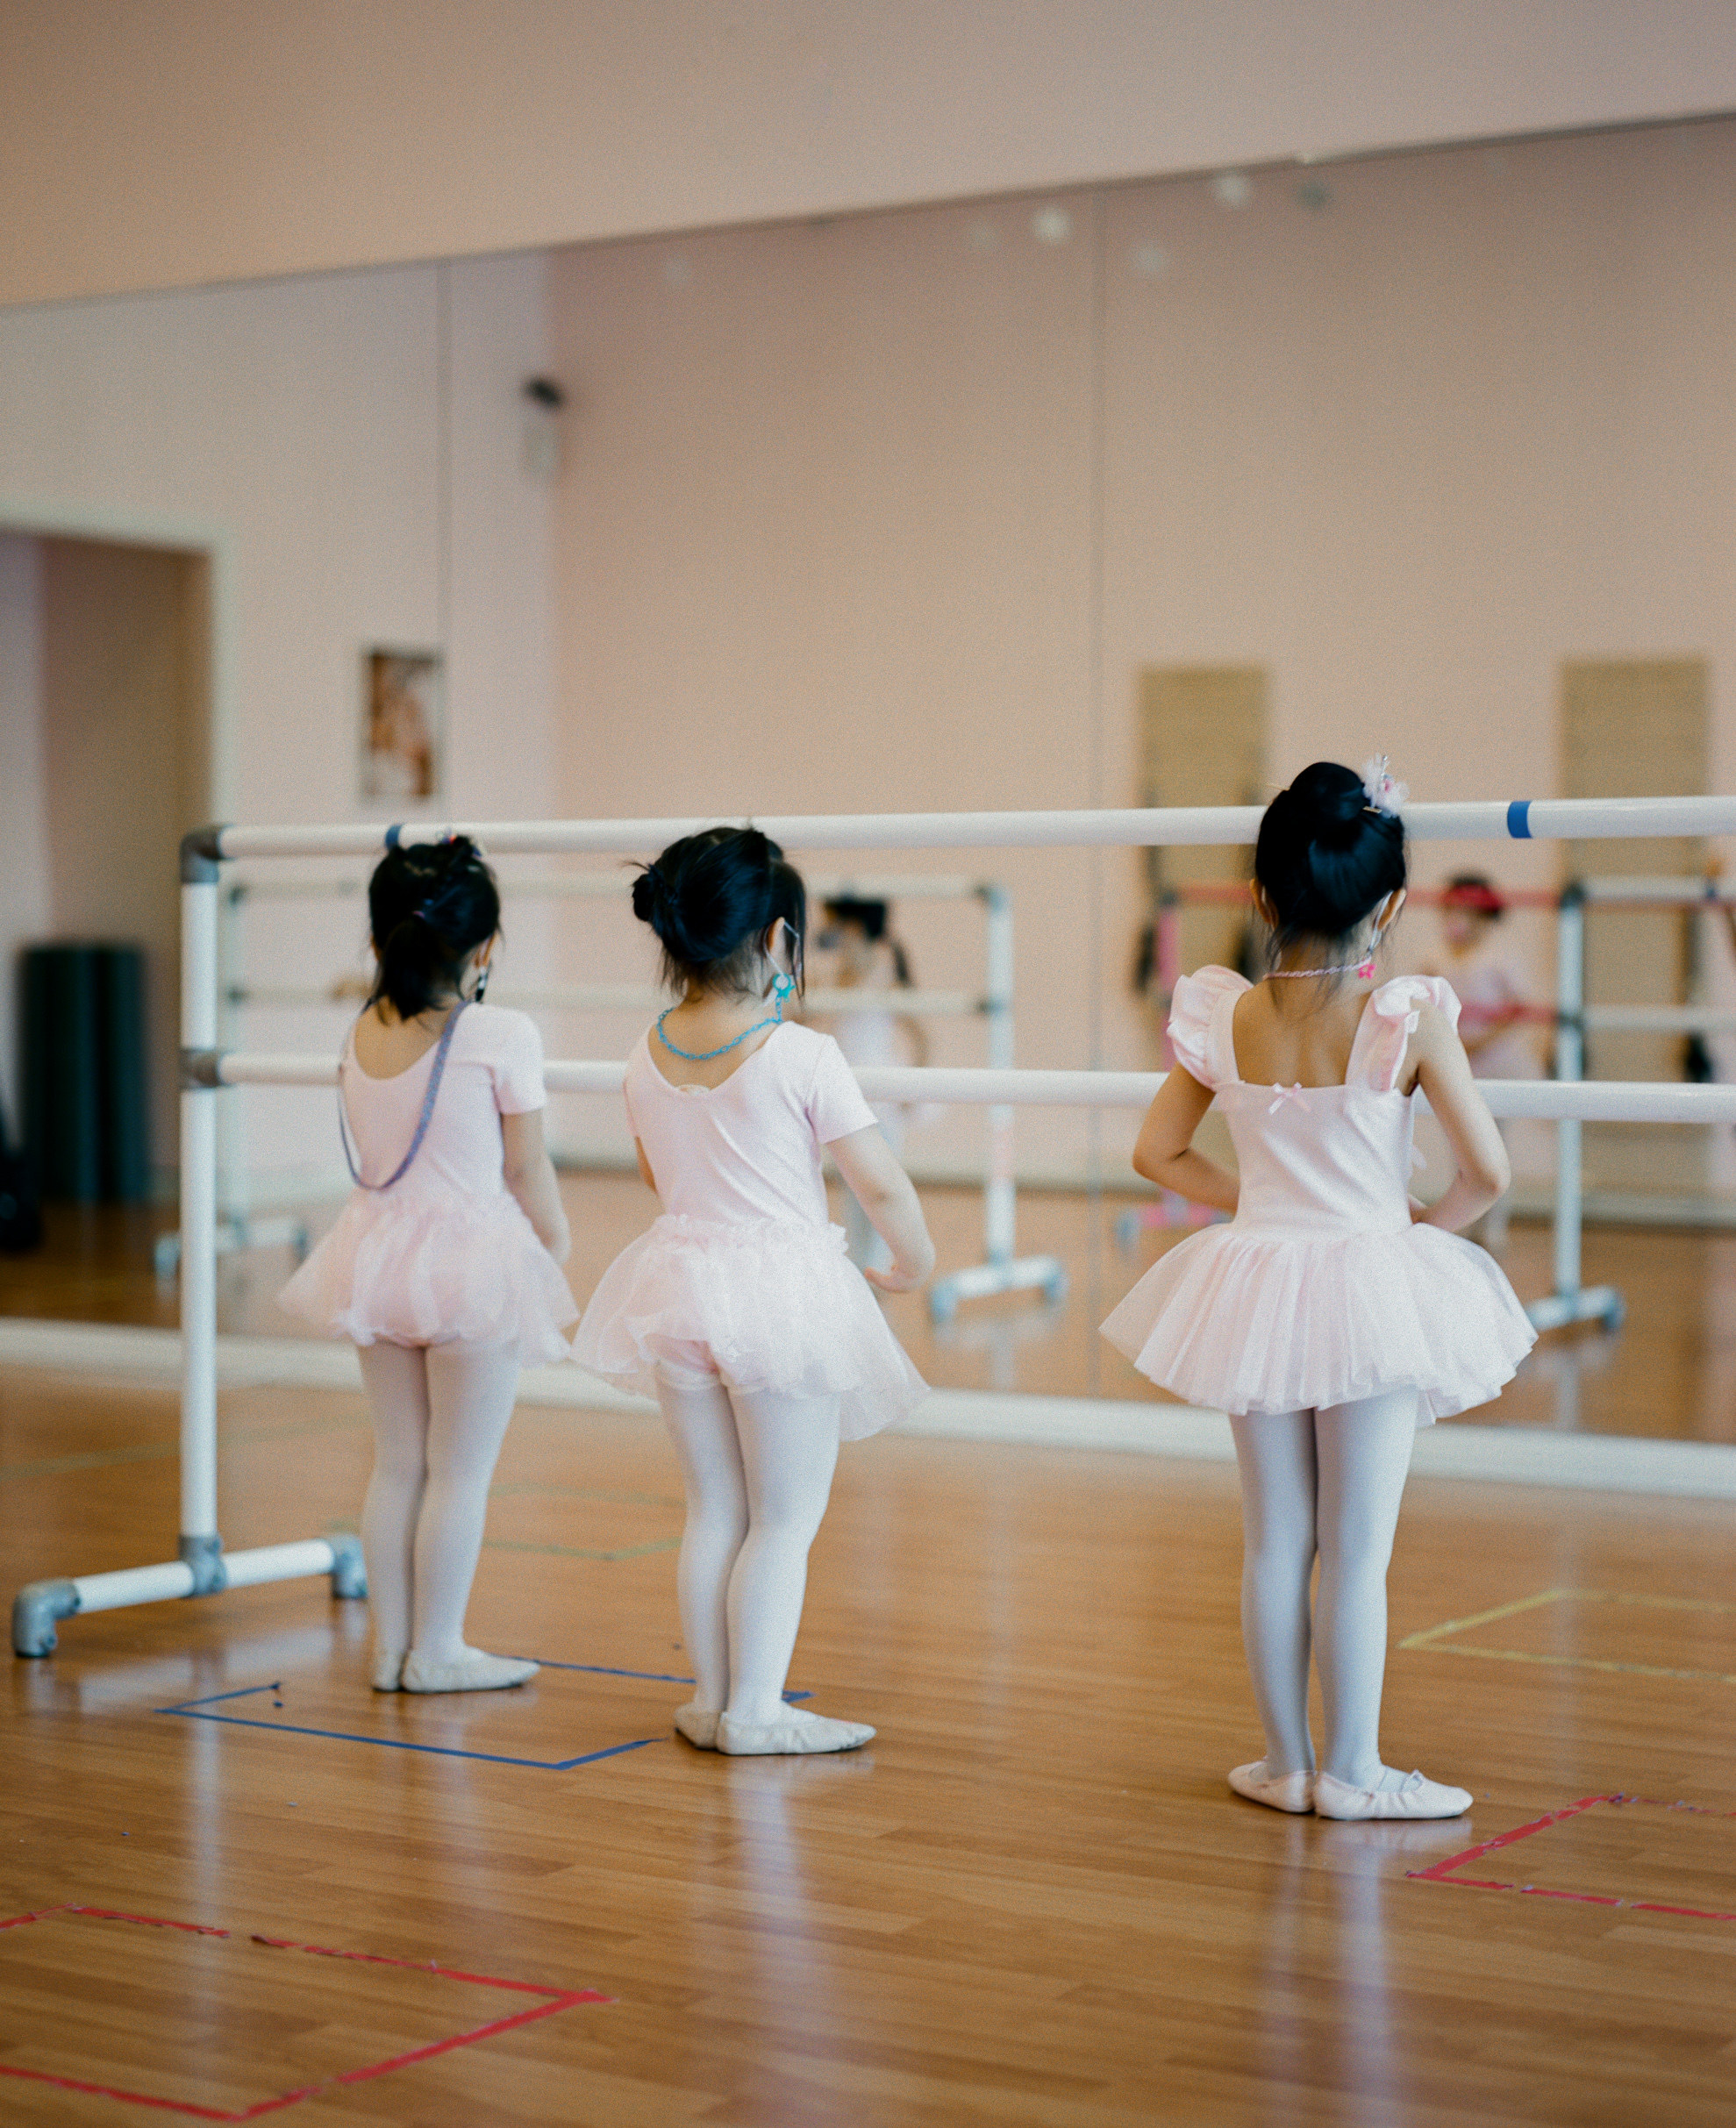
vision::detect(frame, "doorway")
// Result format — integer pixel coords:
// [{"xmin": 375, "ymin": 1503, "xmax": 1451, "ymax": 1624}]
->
[{"xmin": 0, "ymin": 530, "xmax": 213, "ymax": 1192}]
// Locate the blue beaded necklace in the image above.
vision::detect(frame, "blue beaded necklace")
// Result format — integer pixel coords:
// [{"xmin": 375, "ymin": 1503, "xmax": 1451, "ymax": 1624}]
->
[{"xmin": 657, "ymin": 969, "xmax": 796, "ymax": 1061}]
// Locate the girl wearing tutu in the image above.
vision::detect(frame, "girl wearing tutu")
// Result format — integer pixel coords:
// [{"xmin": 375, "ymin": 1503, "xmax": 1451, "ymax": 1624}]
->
[
  {"xmin": 281, "ymin": 837, "xmax": 575, "ymax": 1695},
  {"xmin": 1102, "ymin": 761, "xmax": 1535, "ymax": 1820},
  {"xmin": 574, "ymin": 827, "xmax": 932, "ymax": 1755}
]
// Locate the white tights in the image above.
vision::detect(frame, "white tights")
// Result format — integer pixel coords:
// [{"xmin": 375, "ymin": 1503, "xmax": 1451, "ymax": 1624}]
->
[
  {"xmin": 355, "ymin": 1339, "xmax": 521, "ymax": 1664},
  {"xmin": 655, "ymin": 1374, "xmax": 842, "ymax": 1725},
  {"xmin": 1229, "ymin": 1389, "xmax": 1418, "ymax": 1789}
]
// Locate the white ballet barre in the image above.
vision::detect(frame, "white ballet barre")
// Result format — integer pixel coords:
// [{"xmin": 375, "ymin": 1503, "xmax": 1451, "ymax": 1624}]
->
[
  {"xmin": 226, "ymin": 869, "xmax": 986, "ymax": 901},
  {"xmin": 17, "ymin": 791, "xmax": 1736, "ymax": 1659},
  {"xmin": 225, "ymin": 982, "xmax": 989, "ymax": 1018},
  {"xmin": 206, "ymin": 1052, "xmax": 1736, "ymax": 1119},
  {"xmin": 211, "ymin": 794, "xmax": 1736, "ymax": 860}
]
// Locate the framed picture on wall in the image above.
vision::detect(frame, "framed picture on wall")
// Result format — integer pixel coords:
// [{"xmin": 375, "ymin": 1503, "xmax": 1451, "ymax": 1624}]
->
[{"xmin": 360, "ymin": 647, "xmax": 443, "ymax": 804}]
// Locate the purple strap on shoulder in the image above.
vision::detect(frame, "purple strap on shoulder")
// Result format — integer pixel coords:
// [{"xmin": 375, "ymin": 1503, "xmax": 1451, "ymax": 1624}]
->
[{"xmin": 339, "ymin": 1002, "xmax": 469, "ymax": 1191}]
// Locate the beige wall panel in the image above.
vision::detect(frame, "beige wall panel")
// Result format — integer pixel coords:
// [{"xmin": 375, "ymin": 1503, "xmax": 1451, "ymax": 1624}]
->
[
  {"xmin": 5, "ymin": 2, "xmax": 1736, "ymax": 305},
  {"xmin": 1562, "ymin": 654, "xmax": 1711, "ymax": 1192}
]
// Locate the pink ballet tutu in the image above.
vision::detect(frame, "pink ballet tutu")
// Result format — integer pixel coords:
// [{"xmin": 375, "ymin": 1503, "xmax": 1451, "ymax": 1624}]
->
[
  {"xmin": 572, "ymin": 1213, "xmax": 927, "ymax": 1441},
  {"xmin": 1101, "ymin": 1222, "xmax": 1536, "ymax": 1422},
  {"xmin": 278, "ymin": 1184, "xmax": 577, "ymax": 1364}
]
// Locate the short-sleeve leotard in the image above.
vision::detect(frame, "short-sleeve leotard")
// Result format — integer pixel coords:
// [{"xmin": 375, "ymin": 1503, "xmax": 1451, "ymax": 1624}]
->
[
  {"xmin": 278, "ymin": 1003, "xmax": 576, "ymax": 1361},
  {"xmin": 571, "ymin": 1020, "xmax": 926, "ymax": 1440}
]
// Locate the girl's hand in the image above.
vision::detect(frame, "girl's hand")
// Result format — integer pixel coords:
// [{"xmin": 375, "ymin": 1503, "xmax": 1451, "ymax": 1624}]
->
[{"xmin": 863, "ymin": 1260, "xmax": 927, "ymax": 1294}]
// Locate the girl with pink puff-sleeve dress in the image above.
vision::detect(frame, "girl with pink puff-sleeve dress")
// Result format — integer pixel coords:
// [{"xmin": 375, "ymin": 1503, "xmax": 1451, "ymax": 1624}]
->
[
  {"xmin": 1102, "ymin": 968, "xmax": 1535, "ymax": 1419},
  {"xmin": 1103, "ymin": 962, "xmax": 1535, "ymax": 1825}
]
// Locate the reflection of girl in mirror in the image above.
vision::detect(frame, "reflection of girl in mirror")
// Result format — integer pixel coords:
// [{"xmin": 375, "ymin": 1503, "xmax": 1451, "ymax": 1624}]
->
[
  {"xmin": 1103, "ymin": 761, "xmax": 1534, "ymax": 1821},
  {"xmin": 813, "ymin": 896, "xmax": 928, "ymax": 1272},
  {"xmin": 1430, "ymin": 875, "xmax": 1542, "ymax": 1248}
]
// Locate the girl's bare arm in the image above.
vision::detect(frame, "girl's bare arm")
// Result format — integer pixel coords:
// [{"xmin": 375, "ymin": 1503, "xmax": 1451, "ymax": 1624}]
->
[
  {"xmin": 1132, "ymin": 1067, "xmax": 1238, "ymax": 1213},
  {"xmin": 500, "ymin": 1108, "xmax": 572, "ymax": 1264},
  {"xmin": 1407, "ymin": 1006, "xmax": 1511, "ymax": 1232},
  {"xmin": 827, "ymin": 1125, "xmax": 937, "ymax": 1292}
]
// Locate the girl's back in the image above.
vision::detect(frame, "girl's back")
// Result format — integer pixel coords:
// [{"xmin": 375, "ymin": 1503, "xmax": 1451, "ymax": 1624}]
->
[{"xmin": 625, "ymin": 1019, "xmax": 875, "ymax": 1228}]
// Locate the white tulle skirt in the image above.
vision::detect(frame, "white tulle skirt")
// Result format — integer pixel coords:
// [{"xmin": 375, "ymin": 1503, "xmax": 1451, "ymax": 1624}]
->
[
  {"xmin": 278, "ymin": 1185, "xmax": 577, "ymax": 1365},
  {"xmin": 1100, "ymin": 1221, "xmax": 1536, "ymax": 1422},
  {"xmin": 572, "ymin": 1213, "xmax": 927, "ymax": 1442}
]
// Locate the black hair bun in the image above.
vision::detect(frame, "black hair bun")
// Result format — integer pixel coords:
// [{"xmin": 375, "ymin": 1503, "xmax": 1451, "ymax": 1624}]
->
[
  {"xmin": 1254, "ymin": 761, "xmax": 1407, "ymax": 953},
  {"xmin": 633, "ymin": 825, "xmax": 806, "ymax": 999}
]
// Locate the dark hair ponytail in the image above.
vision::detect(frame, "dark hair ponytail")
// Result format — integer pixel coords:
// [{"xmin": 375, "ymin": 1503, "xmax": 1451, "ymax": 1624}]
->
[
  {"xmin": 633, "ymin": 826, "xmax": 806, "ymax": 997},
  {"xmin": 367, "ymin": 836, "xmax": 501, "ymax": 1021},
  {"xmin": 1254, "ymin": 762, "xmax": 1407, "ymax": 958}
]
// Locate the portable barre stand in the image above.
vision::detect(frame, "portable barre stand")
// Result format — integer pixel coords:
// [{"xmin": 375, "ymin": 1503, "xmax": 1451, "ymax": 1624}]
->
[{"xmin": 16, "ymin": 792, "xmax": 1736, "ymax": 1653}]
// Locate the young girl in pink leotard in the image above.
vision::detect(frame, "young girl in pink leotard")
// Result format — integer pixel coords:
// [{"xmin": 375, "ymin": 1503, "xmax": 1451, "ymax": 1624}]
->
[
  {"xmin": 575, "ymin": 827, "xmax": 933, "ymax": 1758},
  {"xmin": 281, "ymin": 837, "xmax": 574, "ymax": 1696}
]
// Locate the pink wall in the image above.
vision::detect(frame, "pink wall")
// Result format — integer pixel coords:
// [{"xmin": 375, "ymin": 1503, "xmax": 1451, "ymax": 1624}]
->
[
  {"xmin": 5, "ymin": 2, "xmax": 1736, "ymax": 306},
  {"xmin": 548, "ymin": 118, "xmax": 1736, "ymax": 1182}
]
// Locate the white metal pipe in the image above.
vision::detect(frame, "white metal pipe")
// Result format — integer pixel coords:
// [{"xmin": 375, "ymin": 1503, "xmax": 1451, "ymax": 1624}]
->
[
  {"xmin": 1582, "ymin": 1005, "xmax": 1736, "ymax": 1034},
  {"xmin": 982, "ymin": 886, "xmax": 1017, "ymax": 1262},
  {"xmin": 1554, "ymin": 894, "xmax": 1585, "ymax": 1298},
  {"xmin": 72, "ymin": 1560, "xmax": 197, "ymax": 1613},
  {"xmin": 226, "ymin": 982, "xmax": 987, "ymax": 1018},
  {"xmin": 211, "ymin": 794, "xmax": 1736, "ymax": 863},
  {"xmin": 1578, "ymin": 875, "xmax": 1736, "ymax": 906},
  {"xmin": 180, "ymin": 877, "xmax": 221, "ymax": 1543},
  {"xmin": 228, "ymin": 868, "xmax": 991, "ymax": 903},
  {"xmin": 218, "ymin": 1539, "xmax": 345, "ymax": 1589},
  {"xmin": 211, "ymin": 1049, "xmax": 1736, "ymax": 1122}
]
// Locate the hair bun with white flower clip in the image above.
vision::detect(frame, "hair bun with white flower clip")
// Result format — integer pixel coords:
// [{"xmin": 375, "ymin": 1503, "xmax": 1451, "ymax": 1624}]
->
[{"xmin": 1360, "ymin": 755, "xmax": 1409, "ymax": 817}]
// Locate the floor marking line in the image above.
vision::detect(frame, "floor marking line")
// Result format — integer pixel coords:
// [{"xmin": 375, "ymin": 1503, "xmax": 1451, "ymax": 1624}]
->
[
  {"xmin": 247, "ymin": 1932, "xmax": 612, "ymax": 1999},
  {"xmin": 67, "ymin": 1903, "xmax": 232, "ymax": 1937},
  {"xmin": 1399, "ymin": 1588, "xmax": 1575, "ymax": 1647},
  {"xmin": 157, "ymin": 1704, "xmax": 663, "ymax": 1770},
  {"xmin": 156, "ymin": 1667, "xmax": 808, "ymax": 1765},
  {"xmin": 1407, "ymin": 1795, "xmax": 1612, "ymax": 1882},
  {"xmin": 0, "ymin": 2060, "xmax": 236, "ymax": 2119},
  {"xmin": 1404, "ymin": 1643, "xmax": 1736, "ymax": 1686},
  {"xmin": 1408, "ymin": 1793, "xmax": 1736, "ymax": 1922},
  {"xmin": 0, "ymin": 1903, "xmax": 611, "ymax": 2118}
]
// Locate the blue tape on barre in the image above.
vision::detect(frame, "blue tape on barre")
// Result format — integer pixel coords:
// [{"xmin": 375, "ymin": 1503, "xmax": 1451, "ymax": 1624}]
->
[
  {"xmin": 384, "ymin": 824, "xmax": 403, "ymax": 849},
  {"xmin": 1506, "ymin": 799, "xmax": 1532, "ymax": 839}
]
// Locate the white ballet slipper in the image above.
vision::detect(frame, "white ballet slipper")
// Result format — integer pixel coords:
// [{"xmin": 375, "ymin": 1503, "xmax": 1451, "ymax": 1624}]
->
[
  {"xmin": 1312, "ymin": 1769, "xmax": 1472, "ymax": 1821},
  {"xmin": 673, "ymin": 1703, "xmax": 720, "ymax": 1749},
  {"xmin": 400, "ymin": 1650, "xmax": 539, "ymax": 1695},
  {"xmin": 1228, "ymin": 1760, "xmax": 1315, "ymax": 1814},
  {"xmin": 718, "ymin": 1708, "xmax": 875, "ymax": 1756},
  {"xmin": 371, "ymin": 1650, "xmax": 405, "ymax": 1692}
]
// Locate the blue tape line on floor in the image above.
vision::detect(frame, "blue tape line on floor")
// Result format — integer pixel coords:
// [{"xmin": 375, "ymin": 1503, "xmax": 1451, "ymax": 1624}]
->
[
  {"xmin": 160, "ymin": 1702, "xmax": 660, "ymax": 1770},
  {"xmin": 154, "ymin": 1670, "xmax": 808, "ymax": 1767}
]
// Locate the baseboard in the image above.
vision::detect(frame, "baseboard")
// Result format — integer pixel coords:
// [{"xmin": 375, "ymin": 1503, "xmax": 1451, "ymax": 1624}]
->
[{"xmin": 5, "ymin": 1318, "xmax": 1733, "ymax": 1500}]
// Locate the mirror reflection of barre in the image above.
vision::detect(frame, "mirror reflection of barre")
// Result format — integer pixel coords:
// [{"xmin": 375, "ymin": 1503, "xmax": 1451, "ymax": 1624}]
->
[
  {"xmin": 18, "ymin": 791, "xmax": 1736, "ymax": 1659},
  {"xmin": 210, "ymin": 868, "xmax": 1066, "ymax": 1329}
]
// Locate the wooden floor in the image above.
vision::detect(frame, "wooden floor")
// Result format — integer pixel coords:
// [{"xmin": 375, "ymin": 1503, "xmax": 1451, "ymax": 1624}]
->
[
  {"xmin": 1, "ymin": 1192, "xmax": 1735, "ymax": 2121},
  {"xmin": 7, "ymin": 1175, "xmax": 1736, "ymax": 1438}
]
